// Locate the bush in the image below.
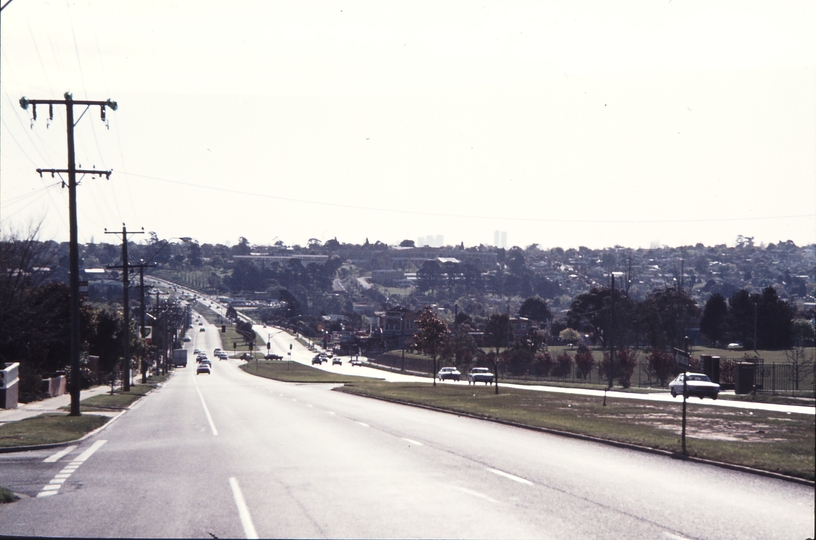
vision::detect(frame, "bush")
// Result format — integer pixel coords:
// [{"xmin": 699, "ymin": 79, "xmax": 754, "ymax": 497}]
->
[
  {"xmin": 574, "ymin": 344, "xmax": 595, "ymax": 380},
  {"xmin": 647, "ymin": 349, "xmax": 673, "ymax": 386},
  {"xmin": 552, "ymin": 351, "xmax": 573, "ymax": 378},
  {"xmin": 534, "ymin": 350, "xmax": 554, "ymax": 377}
]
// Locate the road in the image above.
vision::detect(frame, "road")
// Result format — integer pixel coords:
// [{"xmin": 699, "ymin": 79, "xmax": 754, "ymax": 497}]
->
[{"xmin": 0, "ymin": 320, "xmax": 812, "ymax": 538}]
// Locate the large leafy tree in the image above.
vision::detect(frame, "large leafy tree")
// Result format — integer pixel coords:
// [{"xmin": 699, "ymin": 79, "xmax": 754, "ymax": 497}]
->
[
  {"xmin": 411, "ymin": 307, "xmax": 449, "ymax": 386},
  {"xmin": 700, "ymin": 293, "xmax": 728, "ymax": 346},
  {"xmin": 638, "ymin": 288, "xmax": 700, "ymax": 351},
  {"xmin": 518, "ymin": 296, "xmax": 553, "ymax": 325},
  {"xmin": 567, "ymin": 287, "xmax": 634, "ymax": 348},
  {"xmin": 483, "ymin": 313, "xmax": 512, "ymax": 394}
]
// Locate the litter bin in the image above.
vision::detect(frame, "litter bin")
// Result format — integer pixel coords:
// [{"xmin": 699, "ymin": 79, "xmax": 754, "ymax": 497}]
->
[
  {"xmin": 734, "ymin": 362, "xmax": 755, "ymax": 395},
  {"xmin": 700, "ymin": 355, "xmax": 720, "ymax": 384}
]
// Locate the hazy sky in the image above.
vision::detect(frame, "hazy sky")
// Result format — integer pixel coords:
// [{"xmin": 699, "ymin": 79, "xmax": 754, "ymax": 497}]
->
[{"xmin": 1, "ymin": 1, "xmax": 814, "ymax": 251}]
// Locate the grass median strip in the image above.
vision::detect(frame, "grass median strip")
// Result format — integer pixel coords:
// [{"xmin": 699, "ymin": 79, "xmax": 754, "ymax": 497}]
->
[
  {"xmin": 336, "ymin": 382, "xmax": 815, "ymax": 482},
  {"xmin": 241, "ymin": 360, "xmax": 383, "ymax": 384}
]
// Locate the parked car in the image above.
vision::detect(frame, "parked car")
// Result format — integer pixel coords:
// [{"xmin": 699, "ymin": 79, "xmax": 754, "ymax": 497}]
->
[
  {"xmin": 332, "ymin": 357, "xmax": 342, "ymax": 366},
  {"xmin": 437, "ymin": 367, "xmax": 461, "ymax": 381},
  {"xmin": 468, "ymin": 367, "xmax": 494, "ymax": 385},
  {"xmin": 196, "ymin": 363, "xmax": 211, "ymax": 375},
  {"xmin": 669, "ymin": 372, "xmax": 720, "ymax": 399}
]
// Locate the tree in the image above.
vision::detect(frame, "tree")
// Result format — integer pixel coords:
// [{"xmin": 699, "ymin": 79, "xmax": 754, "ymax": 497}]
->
[
  {"xmin": 483, "ymin": 313, "xmax": 512, "ymax": 393},
  {"xmin": 416, "ymin": 260, "xmax": 443, "ymax": 295},
  {"xmin": 399, "ymin": 239, "xmax": 416, "ymax": 248},
  {"xmin": 700, "ymin": 293, "xmax": 728, "ymax": 346},
  {"xmin": 411, "ymin": 307, "xmax": 450, "ymax": 386},
  {"xmin": 574, "ymin": 344, "xmax": 595, "ymax": 380},
  {"xmin": 518, "ymin": 296, "xmax": 553, "ymax": 325},
  {"xmin": 559, "ymin": 327, "xmax": 581, "ymax": 346},
  {"xmin": 647, "ymin": 349, "xmax": 673, "ymax": 386}
]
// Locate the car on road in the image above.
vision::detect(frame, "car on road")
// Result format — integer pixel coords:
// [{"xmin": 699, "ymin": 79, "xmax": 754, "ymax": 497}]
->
[
  {"xmin": 468, "ymin": 367, "xmax": 494, "ymax": 385},
  {"xmin": 194, "ymin": 349, "xmax": 201, "ymax": 355},
  {"xmin": 350, "ymin": 358, "xmax": 363, "ymax": 367},
  {"xmin": 217, "ymin": 351, "xmax": 229, "ymax": 360},
  {"xmin": 213, "ymin": 348, "xmax": 222, "ymax": 356},
  {"xmin": 199, "ymin": 327, "xmax": 206, "ymax": 332},
  {"xmin": 669, "ymin": 372, "xmax": 720, "ymax": 399},
  {"xmin": 437, "ymin": 367, "xmax": 461, "ymax": 381},
  {"xmin": 264, "ymin": 353, "xmax": 282, "ymax": 360},
  {"xmin": 182, "ymin": 336, "xmax": 191, "ymax": 342},
  {"xmin": 312, "ymin": 356, "xmax": 323, "ymax": 365},
  {"xmin": 332, "ymin": 357, "xmax": 342, "ymax": 366},
  {"xmin": 196, "ymin": 363, "xmax": 211, "ymax": 375}
]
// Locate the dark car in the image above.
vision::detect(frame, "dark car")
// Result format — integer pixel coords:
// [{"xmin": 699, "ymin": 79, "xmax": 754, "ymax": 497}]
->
[
  {"xmin": 312, "ymin": 356, "xmax": 323, "ymax": 365},
  {"xmin": 468, "ymin": 367, "xmax": 494, "ymax": 385},
  {"xmin": 669, "ymin": 372, "xmax": 720, "ymax": 399}
]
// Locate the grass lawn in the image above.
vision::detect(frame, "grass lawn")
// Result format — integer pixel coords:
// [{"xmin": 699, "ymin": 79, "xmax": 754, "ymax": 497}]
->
[
  {"xmin": 77, "ymin": 383, "xmax": 156, "ymax": 411},
  {"xmin": 336, "ymin": 382, "xmax": 816, "ymax": 481},
  {"xmin": 0, "ymin": 415, "xmax": 109, "ymax": 448},
  {"xmin": 241, "ymin": 360, "xmax": 383, "ymax": 384}
]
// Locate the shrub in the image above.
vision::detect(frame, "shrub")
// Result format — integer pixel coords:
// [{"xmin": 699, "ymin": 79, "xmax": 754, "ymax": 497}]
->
[
  {"xmin": 647, "ymin": 349, "xmax": 673, "ymax": 386},
  {"xmin": 552, "ymin": 351, "xmax": 573, "ymax": 378},
  {"xmin": 574, "ymin": 344, "xmax": 595, "ymax": 380}
]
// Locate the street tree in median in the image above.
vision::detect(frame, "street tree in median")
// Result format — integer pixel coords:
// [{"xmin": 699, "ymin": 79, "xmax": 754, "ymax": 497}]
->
[
  {"xmin": 483, "ymin": 313, "xmax": 512, "ymax": 394},
  {"xmin": 411, "ymin": 306, "xmax": 450, "ymax": 386}
]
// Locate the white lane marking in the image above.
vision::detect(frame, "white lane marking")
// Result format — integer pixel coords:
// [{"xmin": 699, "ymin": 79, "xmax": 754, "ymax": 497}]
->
[
  {"xmin": 402, "ymin": 438, "xmax": 424, "ymax": 446},
  {"xmin": 327, "ymin": 411, "xmax": 336, "ymax": 415},
  {"xmin": 662, "ymin": 533, "xmax": 692, "ymax": 540},
  {"xmin": 356, "ymin": 422, "xmax": 370, "ymax": 428},
  {"xmin": 452, "ymin": 485, "xmax": 499, "ymax": 503},
  {"xmin": 194, "ymin": 378, "xmax": 218, "ymax": 436},
  {"xmin": 487, "ymin": 468, "xmax": 534, "ymax": 486},
  {"xmin": 229, "ymin": 477, "xmax": 259, "ymax": 539},
  {"xmin": 74, "ymin": 439, "xmax": 107, "ymax": 462},
  {"xmin": 37, "ymin": 440, "xmax": 107, "ymax": 497},
  {"xmin": 44, "ymin": 445, "xmax": 77, "ymax": 463}
]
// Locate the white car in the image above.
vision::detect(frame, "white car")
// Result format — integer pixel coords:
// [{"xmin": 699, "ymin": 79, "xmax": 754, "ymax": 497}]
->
[
  {"xmin": 669, "ymin": 372, "xmax": 720, "ymax": 400},
  {"xmin": 437, "ymin": 367, "xmax": 461, "ymax": 381}
]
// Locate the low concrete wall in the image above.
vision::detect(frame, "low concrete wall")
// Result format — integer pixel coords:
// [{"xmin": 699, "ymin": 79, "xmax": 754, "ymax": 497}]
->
[{"xmin": 46, "ymin": 375, "xmax": 67, "ymax": 398}]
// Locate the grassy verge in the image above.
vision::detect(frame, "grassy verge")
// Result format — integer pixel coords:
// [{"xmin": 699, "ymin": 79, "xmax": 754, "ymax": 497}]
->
[
  {"xmin": 0, "ymin": 486, "xmax": 19, "ymax": 503},
  {"xmin": 0, "ymin": 415, "xmax": 109, "ymax": 448},
  {"xmin": 241, "ymin": 360, "xmax": 383, "ymax": 384},
  {"xmin": 336, "ymin": 382, "xmax": 815, "ymax": 481},
  {"xmin": 76, "ymin": 383, "xmax": 157, "ymax": 412},
  {"xmin": 194, "ymin": 301, "xmax": 265, "ymax": 357}
]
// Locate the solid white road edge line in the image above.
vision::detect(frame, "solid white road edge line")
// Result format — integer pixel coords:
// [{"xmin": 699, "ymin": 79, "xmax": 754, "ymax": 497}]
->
[
  {"xmin": 487, "ymin": 468, "xmax": 534, "ymax": 486},
  {"xmin": 194, "ymin": 377, "xmax": 218, "ymax": 436},
  {"xmin": 229, "ymin": 477, "xmax": 259, "ymax": 539}
]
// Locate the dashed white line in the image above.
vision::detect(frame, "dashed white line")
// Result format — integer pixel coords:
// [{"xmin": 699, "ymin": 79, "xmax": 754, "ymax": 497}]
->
[
  {"xmin": 37, "ymin": 440, "xmax": 107, "ymax": 497},
  {"xmin": 402, "ymin": 438, "xmax": 424, "ymax": 446},
  {"xmin": 356, "ymin": 422, "xmax": 370, "ymax": 428},
  {"xmin": 452, "ymin": 485, "xmax": 499, "ymax": 503},
  {"xmin": 194, "ymin": 379, "xmax": 218, "ymax": 436},
  {"xmin": 487, "ymin": 468, "xmax": 533, "ymax": 486},
  {"xmin": 44, "ymin": 445, "xmax": 77, "ymax": 463},
  {"xmin": 229, "ymin": 477, "xmax": 259, "ymax": 539}
]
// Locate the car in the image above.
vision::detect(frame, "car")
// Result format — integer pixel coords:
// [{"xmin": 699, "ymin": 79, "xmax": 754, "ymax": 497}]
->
[
  {"xmin": 317, "ymin": 354, "xmax": 329, "ymax": 363},
  {"xmin": 332, "ymin": 357, "xmax": 342, "ymax": 366},
  {"xmin": 726, "ymin": 342, "xmax": 743, "ymax": 350},
  {"xmin": 196, "ymin": 363, "xmax": 210, "ymax": 375},
  {"xmin": 217, "ymin": 352, "xmax": 229, "ymax": 360},
  {"xmin": 437, "ymin": 366, "xmax": 461, "ymax": 381},
  {"xmin": 312, "ymin": 356, "xmax": 323, "ymax": 365},
  {"xmin": 669, "ymin": 372, "xmax": 720, "ymax": 399},
  {"xmin": 468, "ymin": 367, "xmax": 494, "ymax": 385},
  {"xmin": 264, "ymin": 353, "xmax": 282, "ymax": 360},
  {"xmin": 199, "ymin": 327, "xmax": 206, "ymax": 332},
  {"xmin": 182, "ymin": 336, "xmax": 191, "ymax": 342},
  {"xmin": 350, "ymin": 358, "xmax": 363, "ymax": 367},
  {"xmin": 214, "ymin": 348, "xmax": 222, "ymax": 356},
  {"xmin": 194, "ymin": 348, "xmax": 201, "ymax": 354}
]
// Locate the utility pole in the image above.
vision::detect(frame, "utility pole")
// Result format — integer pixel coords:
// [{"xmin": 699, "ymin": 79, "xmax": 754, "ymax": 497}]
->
[
  {"xmin": 106, "ymin": 225, "xmax": 144, "ymax": 391},
  {"xmin": 608, "ymin": 273, "xmax": 616, "ymax": 390},
  {"xmin": 20, "ymin": 93, "xmax": 117, "ymax": 416},
  {"xmin": 130, "ymin": 259, "xmax": 156, "ymax": 383}
]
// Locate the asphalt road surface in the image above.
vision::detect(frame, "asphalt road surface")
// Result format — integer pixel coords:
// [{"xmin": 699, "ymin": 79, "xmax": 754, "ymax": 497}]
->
[{"xmin": 0, "ymin": 323, "xmax": 813, "ymax": 538}]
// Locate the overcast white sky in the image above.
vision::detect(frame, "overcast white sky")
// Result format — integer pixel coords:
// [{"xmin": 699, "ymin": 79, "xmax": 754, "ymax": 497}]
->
[{"xmin": 1, "ymin": 1, "xmax": 814, "ymax": 251}]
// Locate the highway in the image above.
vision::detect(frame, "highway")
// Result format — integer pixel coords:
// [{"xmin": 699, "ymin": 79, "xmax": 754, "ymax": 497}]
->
[{"xmin": 0, "ymin": 318, "xmax": 812, "ymax": 538}]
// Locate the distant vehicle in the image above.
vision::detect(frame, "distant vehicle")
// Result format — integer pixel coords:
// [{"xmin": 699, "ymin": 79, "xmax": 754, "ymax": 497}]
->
[
  {"xmin": 172, "ymin": 349, "xmax": 188, "ymax": 368},
  {"xmin": 315, "ymin": 353, "xmax": 328, "ymax": 363},
  {"xmin": 217, "ymin": 352, "xmax": 229, "ymax": 360},
  {"xmin": 199, "ymin": 327, "xmax": 206, "ymax": 332},
  {"xmin": 214, "ymin": 348, "xmax": 222, "ymax": 356},
  {"xmin": 194, "ymin": 349, "xmax": 201, "ymax": 354},
  {"xmin": 350, "ymin": 358, "xmax": 363, "ymax": 367},
  {"xmin": 437, "ymin": 367, "xmax": 461, "ymax": 381},
  {"xmin": 197, "ymin": 363, "xmax": 211, "ymax": 375},
  {"xmin": 332, "ymin": 357, "xmax": 342, "ymax": 366},
  {"xmin": 312, "ymin": 357, "xmax": 323, "ymax": 365},
  {"xmin": 264, "ymin": 353, "xmax": 282, "ymax": 360},
  {"xmin": 467, "ymin": 367, "xmax": 494, "ymax": 385},
  {"xmin": 726, "ymin": 342, "xmax": 743, "ymax": 350},
  {"xmin": 669, "ymin": 372, "xmax": 720, "ymax": 399},
  {"xmin": 182, "ymin": 336, "xmax": 191, "ymax": 342}
]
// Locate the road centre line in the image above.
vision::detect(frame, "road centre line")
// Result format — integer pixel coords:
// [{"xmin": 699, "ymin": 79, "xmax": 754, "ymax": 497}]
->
[
  {"xmin": 356, "ymin": 422, "xmax": 370, "ymax": 428},
  {"xmin": 194, "ymin": 377, "xmax": 218, "ymax": 436},
  {"xmin": 44, "ymin": 445, "xmax": 77, "ymax": 462},
  {"xmin": 229, "ymin": 477, "xmax": 259, "ymax": 539},
  {"xmin": 487, "ymin": 468, "xmax": 534, "ymax": 486},
  {"xmin": 451, "ymin": 485, "xmax": 499, "ymax": 503}
]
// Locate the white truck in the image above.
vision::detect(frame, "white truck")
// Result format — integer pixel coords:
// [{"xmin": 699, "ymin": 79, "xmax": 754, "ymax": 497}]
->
[{"xmin": 172, "ymin": 348, "xmax": 188, "ymax": 368}]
